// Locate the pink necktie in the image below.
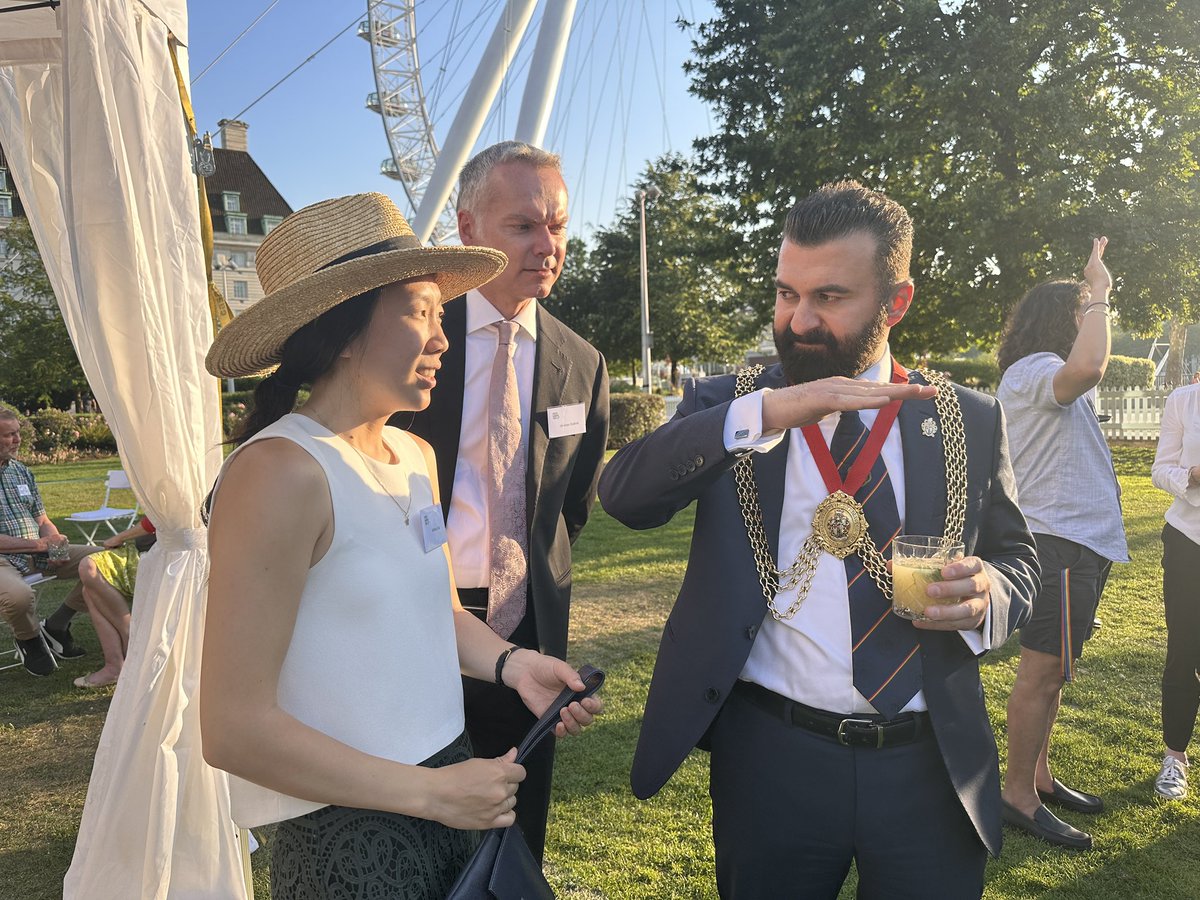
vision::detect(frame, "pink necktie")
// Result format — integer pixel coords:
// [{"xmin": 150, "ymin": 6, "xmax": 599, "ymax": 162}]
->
[{"xmin": 486, "ymin": 320, "xmax": 528, "ymax": 638}]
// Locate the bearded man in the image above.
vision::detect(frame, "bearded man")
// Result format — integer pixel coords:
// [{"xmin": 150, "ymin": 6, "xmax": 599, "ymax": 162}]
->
[{"xmin": 598, "ymin": 181, "xmax": 1038, "ymax": 900}]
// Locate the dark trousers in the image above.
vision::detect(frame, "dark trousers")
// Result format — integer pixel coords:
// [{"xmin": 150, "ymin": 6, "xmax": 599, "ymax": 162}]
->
[
  {"xmin": 1162, "ymin": 524, "xmax": 1200, "ymax": 753},
  {"xmin": 708, "ymin": 683, "xmax": 987, "ymax": 900},
  {"xmin": 459, "ymin": 588, "xmax": 555, "ymax": 864}
]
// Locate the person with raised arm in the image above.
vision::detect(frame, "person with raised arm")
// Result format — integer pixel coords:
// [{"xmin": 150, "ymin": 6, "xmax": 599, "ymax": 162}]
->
[{"xmin": 998, "ymin": 238, "xmax": 1129, "ymax": 850}]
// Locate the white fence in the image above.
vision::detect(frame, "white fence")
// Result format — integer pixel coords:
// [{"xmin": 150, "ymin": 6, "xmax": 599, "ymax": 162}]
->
[{"xmin": 1096, "ymin": 389, "xmax": 1171, "ymax": 441}]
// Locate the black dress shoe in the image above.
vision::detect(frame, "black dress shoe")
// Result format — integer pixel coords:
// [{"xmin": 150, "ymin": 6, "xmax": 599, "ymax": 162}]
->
[
  {"xmin": 1037, "ymin": 779, "xmax": 1104, "ymax": 814},
  {"xmin": 1001, "ymin": 800, "xmax": 1093, "ymax": 850}
]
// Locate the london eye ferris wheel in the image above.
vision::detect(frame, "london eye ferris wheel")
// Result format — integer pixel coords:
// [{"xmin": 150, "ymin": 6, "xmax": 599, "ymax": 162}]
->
[{"xmin": 359, "ymin": 0, "xmax": 578, "ymax": 245}]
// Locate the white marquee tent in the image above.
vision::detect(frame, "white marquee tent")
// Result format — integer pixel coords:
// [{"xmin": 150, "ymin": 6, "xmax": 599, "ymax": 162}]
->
[{"xmin": 0, "ymin": 1, "xmax": 247, "ymax": 896}]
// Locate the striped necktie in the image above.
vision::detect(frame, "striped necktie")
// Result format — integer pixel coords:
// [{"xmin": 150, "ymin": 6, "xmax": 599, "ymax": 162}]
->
[{"xmin": 830, "ymin": 410, "xmax": 921, "ymax": 718}]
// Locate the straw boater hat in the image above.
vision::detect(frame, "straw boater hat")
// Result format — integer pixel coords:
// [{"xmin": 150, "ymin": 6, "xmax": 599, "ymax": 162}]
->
[{"xmin": 205, "ymin": 193, "xmax": 507, "ymax": 378}]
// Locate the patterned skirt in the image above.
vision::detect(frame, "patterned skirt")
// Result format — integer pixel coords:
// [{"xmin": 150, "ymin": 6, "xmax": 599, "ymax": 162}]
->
[{"xmin": 269, "ymin": 732, "xmax": 480, "ymax": 900}]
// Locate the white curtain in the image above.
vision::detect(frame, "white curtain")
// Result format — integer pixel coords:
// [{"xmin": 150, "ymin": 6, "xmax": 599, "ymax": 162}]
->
[{"xmin": 0, "ymin": 1, "xmax": 247, "ymax": 896}]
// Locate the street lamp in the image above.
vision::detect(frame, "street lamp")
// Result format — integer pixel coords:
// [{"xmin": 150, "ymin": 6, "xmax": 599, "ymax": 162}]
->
[
  {"xmin": 213, "ymin": 253, "xmax": 237, "ymax": 306},
  {"xmin": 635, "ymin": 184, "xmax": 661, "ymax": 393},
  {"xmin": 213, "ymin": 254, "xmax": 238, "ymax": 392}
]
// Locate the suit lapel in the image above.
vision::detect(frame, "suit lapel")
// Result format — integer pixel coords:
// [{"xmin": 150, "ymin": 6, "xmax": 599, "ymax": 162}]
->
[
  {"xmin": 897, "ymin": 368, "xmax": 946, "ymax": 537},
  {"xmin": 751, "ymin": 365, "xmax": 790, "ymax": 564},
  {"xmin": 528, "ymin": 306, "xmax": 570, "ymax": 520}
]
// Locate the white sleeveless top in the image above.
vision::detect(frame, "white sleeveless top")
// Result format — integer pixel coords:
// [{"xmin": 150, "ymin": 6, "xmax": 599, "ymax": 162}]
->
[{"xmin": 211, "ymin": 413, "xmax": 464, "ymax": 828}]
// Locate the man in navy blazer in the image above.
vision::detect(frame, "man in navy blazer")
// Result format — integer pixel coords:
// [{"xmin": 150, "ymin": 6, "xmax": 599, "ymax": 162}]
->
[
  {"xmin": 599, "ymin": 182, "xmax": 1036, "ymax": 899},
  {"xmin": 402, "ymin": 141, "xmax": 608, "ymax": 862}
]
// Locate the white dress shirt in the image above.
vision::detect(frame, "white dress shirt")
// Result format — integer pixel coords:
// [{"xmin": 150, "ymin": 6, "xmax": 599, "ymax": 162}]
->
[
  {"xmin": 446, "ymin": 290, "xmax": 538, "ymax": 589},
  {"xmin": 724, "ymin": 350, "xmax": 986, "ymax": 714},
  {"xmin": 1152, "ymin": 382, "xmax": 1200, "ymax": 546}
]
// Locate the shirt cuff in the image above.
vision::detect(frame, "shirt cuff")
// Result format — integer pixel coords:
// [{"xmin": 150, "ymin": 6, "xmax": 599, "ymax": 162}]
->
[
  {"xmin": 1180, "ymin": 470, "xmax": 1200, "ymax": 506},
  {"xmin": 724, "ymin": 390, "xmax": 786, "ymax": 454},
  {"xmin": 959, "ymin": 602, "xmax": 992, "ymax": 655}
]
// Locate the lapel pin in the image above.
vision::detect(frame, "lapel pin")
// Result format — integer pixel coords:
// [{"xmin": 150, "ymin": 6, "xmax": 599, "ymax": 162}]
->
[{"xmin": 921, "ymin": 417, "xmax": 939, "ymax": 438}]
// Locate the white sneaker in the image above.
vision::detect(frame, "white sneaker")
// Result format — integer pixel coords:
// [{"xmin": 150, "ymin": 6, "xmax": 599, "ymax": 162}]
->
[{"xmin": 1155, "ymin": 755, "xmax": 1188, "ymax": 799}]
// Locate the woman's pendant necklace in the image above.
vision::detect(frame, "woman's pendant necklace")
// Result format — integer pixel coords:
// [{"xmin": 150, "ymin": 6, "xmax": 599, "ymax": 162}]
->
[
  {"xmin": 306, "ymin": 410, "xmax": 412, "ymax": 525},
  {"xmin": 353, "ymin": 442, "xmax": 412, "ymax": 526}
]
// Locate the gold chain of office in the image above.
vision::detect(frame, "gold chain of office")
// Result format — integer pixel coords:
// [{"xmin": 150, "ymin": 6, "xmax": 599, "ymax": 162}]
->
[{"xmin": 731, "ymin": 366, "xmax": 967, "ymax": 621}]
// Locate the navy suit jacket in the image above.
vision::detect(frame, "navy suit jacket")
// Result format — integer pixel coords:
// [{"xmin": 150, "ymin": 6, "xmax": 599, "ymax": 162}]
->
[
  {"xmin": 598, "ymin": 364, "xmax": 1037, "ymax": 856},
  {"xmin": 401, "ymin": 296, "xmax": 609, "ymax": 659}
]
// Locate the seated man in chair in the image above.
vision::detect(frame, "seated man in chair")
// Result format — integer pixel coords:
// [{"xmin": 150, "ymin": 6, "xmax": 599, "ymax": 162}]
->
[{"xmin": 0, "ymin": 408, "xmax": 100, "ymax": 676}]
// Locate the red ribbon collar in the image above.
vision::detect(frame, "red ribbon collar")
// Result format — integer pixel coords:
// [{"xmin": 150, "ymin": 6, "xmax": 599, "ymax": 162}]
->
[{"xmin": 800, "ymin": 360, "xmax": 908, "ymax": 498}]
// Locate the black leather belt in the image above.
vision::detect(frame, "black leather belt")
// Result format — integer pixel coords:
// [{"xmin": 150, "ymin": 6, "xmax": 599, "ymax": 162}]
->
[
  {"xmin": 734, "ymin": 679, "xmax": 929, "ymax": 749},
  {"xmin": 457, "ymin": 588, "xmax": 538, "ymax": 647},
  {"xmin": 457, "ymin": 587, "xmax": 490, "ymax": 616}
]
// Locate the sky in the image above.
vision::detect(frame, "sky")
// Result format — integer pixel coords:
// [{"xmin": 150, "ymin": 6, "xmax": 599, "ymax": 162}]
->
[{"xmin": 185, "ymin": 0, "xmax": 719, "ymax": 240}]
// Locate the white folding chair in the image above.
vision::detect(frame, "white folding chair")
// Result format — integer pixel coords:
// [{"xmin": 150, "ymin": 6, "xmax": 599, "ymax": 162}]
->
[
  {"xmin": 65, "ymin": 469, "xmax": 139, "ymax": 543},
  {"xmin": 1, "ymin": 572, "xmax": 58, "ymax": 673}
]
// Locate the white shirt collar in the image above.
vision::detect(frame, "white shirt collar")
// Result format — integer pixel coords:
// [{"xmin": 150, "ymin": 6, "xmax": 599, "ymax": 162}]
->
[
  {"xmin": 464, "ymin": 289, "xmax": 539, "ymax": 341},
  {"xmin": 857, "ymin": 345, "xmax": 894, "ymax": 384}
]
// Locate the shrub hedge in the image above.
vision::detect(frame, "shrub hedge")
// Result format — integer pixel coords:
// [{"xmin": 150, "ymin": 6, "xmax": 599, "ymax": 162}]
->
[
  {"xmin": 0, "ymin": 406, "xmax": 122, "ymax": 459},
  {"xmin": 608, "ymin": 393, "xmax": 665, "ymax": 449},
  {"xmin": 221, "ymin": 389, "xmax": 310, "ymax": 439},
  {"xmin": 1101, "ymin": 355, "xmax": 1155, "ymax": 390},
  {"xmin": 28, "ymin": 408, "xmax": 80, "ymax": 453},
  {"xmin": 924, "ymin": 354, "xmax": 1155, "ymax": 392},
  {"xmin": 925, "ymin": 356, "xmax": 1001, "ymax": 390},
  {"xmin": 74, "ymin": 413, "xmax": 118, "ymax": 451}
]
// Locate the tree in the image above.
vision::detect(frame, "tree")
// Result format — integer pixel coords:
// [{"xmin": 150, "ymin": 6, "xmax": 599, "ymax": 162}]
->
[
  {"xmin": 545, "ymin": 154, "xmax": 761, "ymax": 387},
  {"xmin": 0, "ymin": 219, "xmax": 90, "ymax": 408},
  {"xmin": 542, "ymin": 236, "xmax": 628, "ymax": 369},
  {"xmin": 684, "ymin": 0, "xmax": 1200, "ymax": 357}
]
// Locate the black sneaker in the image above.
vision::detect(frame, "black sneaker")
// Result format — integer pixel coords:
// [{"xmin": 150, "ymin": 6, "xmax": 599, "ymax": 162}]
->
[
  {"xmin": 42, "ymin": 620, "xmax": 86, "ymax": 659},
  {"xmin": 15, "ymin": 634, "xmax": 58, "ymax": 676}
]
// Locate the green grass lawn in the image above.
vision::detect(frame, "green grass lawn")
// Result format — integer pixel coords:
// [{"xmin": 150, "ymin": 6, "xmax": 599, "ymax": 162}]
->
[{"xmin": 2, "ymin": 446, "xmax": 1198, "ymax": 899}]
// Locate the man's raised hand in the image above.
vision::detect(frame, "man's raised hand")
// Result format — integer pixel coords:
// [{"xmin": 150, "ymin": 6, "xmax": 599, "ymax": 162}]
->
[{"xmin": 761, "ymin": 377, "xmax": 936, "ymax": 432}]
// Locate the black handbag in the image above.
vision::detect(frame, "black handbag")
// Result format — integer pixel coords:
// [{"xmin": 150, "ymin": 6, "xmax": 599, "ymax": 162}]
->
[{"xmin": 445, "ymin": 664, "xmax": 605, "ymax": 900}]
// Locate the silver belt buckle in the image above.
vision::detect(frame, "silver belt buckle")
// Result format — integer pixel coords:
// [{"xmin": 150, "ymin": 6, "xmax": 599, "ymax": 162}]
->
[{"xmin": 837, "ymin": 717, "xmax": 885, "ymax": 749}]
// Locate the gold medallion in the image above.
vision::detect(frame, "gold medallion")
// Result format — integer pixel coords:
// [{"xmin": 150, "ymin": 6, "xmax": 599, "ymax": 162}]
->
[
  {"xmin": 732, "ymin": 364, "xmax": 967, "ymax": 621},
  {"xmin": 811, "ymin": 490, "xmax": 868, "ymax": 559}
]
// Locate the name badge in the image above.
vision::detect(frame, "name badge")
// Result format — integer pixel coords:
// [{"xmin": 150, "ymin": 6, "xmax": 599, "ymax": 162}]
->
[
  {"xmin": 17, "ymin": 484, "xmax": 31, "ymax": 498},
  {"xmin": 420, "ymin": 504, "xmax": 447, "ymax": 553},
  {"xmin": 547, "ymin": 402, "xmax": 586, "ymax": 439}
]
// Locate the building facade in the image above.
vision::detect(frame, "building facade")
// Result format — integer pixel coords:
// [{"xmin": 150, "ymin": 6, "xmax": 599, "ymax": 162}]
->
[
  {"xmin": 207, "ymin": 119, "xmax": 292, "ymax": 315},
  {"xmin": 3, "ymin": 123, "xmax": 290, "ymax": 318}
]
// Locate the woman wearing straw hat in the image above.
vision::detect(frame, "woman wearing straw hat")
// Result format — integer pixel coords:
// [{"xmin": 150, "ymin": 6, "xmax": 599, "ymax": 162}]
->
[{"xmin": 201, "ymin": 193, "xmax": 602, "ymax": 899}]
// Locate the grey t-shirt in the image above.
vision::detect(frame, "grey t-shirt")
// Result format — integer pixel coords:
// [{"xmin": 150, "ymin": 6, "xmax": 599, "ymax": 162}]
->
[{"xmin": 997, "ymin": 352, "xmax": 1129, "ymax": 563}]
